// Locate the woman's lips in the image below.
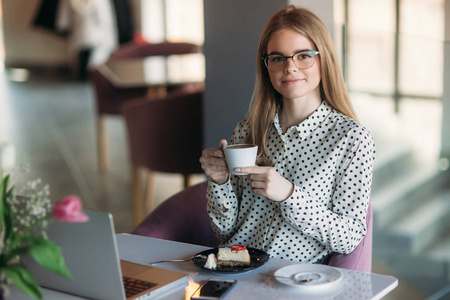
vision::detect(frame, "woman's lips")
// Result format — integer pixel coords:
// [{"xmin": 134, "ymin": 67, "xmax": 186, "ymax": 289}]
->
[{"xmin": 282, "ymin": 78, "xmax": 304, "ymax": 84}]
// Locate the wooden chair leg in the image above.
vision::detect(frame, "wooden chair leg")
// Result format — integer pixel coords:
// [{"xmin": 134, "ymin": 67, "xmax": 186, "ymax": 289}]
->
[
  {"xmin": 97, "ymin": 115, "xmax": 109, "ymax": 172},
  {"xmin": 183, "ymin": 174, "xmax": 194, "ymax": 188},
  {"xmin": 145, "ymin": 170, "xmax": 156, "ymax": 212},
  {"xmin": 131, "ymin": 165, "xmax": 143, "ymax": 226}
]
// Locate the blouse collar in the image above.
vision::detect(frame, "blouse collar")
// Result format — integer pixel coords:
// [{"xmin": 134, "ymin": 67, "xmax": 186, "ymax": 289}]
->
[{"xmin": 274, "ymin": 101, "xmax": 333, "ymax": 140}]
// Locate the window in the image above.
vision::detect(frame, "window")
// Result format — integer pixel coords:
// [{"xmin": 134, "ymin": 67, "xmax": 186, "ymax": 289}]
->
[
  {"xmin": 343, "ymin": 0, "xmax": 444, "ymax": 103},
  {"xmin": 141, "ymin": 0, "xmax": 204, "ymax": 45},
  {"xmin": 347, "ymin": 0, "xmax": 396, "ymax": 95},
  {"xmin": 399, "ymin": 0, "xmax": 443, "ymax": 97}
]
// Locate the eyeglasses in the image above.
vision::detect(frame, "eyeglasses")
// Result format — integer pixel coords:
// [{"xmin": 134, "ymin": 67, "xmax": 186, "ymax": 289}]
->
[{"xmin": 262, "ymin": 50, "xmax": 320, "ymax": 72}]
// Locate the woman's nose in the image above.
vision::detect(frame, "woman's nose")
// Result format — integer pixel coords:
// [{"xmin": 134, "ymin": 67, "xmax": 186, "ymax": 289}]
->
[{"xmin": 284, "ymin": 57, "xmax": 298, "ymax": 72}]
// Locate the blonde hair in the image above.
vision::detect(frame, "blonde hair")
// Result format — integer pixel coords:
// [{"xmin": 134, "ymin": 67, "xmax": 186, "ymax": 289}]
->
[{"xmin": 245, "ymin": 5, "xmax": 358, "ymax": 166}]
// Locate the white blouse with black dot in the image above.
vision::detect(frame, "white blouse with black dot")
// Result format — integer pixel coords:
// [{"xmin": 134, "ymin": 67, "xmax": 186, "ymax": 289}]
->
[{"xmin": 207, "ymin": 101, "xmax": 375, "ymax": 263}]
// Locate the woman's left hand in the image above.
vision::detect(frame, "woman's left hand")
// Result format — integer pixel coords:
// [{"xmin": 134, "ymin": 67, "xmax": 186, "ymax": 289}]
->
[{"xmin": 234, "ymin": 166, "xmax": 294, "ymax": 202}]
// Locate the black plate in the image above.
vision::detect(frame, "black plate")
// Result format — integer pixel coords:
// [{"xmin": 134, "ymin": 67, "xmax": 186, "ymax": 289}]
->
[{"xmin": 192, "ymin": 247, "xmax": 269, "ymax": 273}]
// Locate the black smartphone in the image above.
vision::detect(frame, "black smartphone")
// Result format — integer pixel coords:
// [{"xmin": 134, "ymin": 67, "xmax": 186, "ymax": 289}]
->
[{"xmin": 190, "ymin": 279, "xmax": 238, "ymax": 300}]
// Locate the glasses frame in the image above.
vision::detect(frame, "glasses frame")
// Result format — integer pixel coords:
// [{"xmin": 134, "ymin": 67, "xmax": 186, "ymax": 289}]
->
[{"xmin": 262, "ymin": 50, "xmax": 320, "ymax": 71}]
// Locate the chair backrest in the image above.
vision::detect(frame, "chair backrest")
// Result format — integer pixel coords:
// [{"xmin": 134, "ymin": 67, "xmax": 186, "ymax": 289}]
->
[
  {"xmin": 132, "ymin": 181, "xmax": 373, "ymax": 272},
  {"xmin": 120, "ymin": 91, "xmax": 204, "ymax": 175},
  {"xmin": 89, "ymin": 68, "xmax": 148, "ymax": 115},
  {"xmin": 132, "ymin": 181, "xmax": 220, "ymax": 247}
]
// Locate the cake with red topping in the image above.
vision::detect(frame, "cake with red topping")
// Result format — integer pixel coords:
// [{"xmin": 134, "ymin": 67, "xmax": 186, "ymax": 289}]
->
[{"xmin": 216, "ymin": 245, "xmax": 251, "ymax": 267}]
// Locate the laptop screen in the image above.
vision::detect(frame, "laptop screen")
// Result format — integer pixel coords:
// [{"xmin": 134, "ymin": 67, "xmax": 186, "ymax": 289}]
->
[{"xmin": 25, "ymin": 209, "xmax": 127, "ymax": 299}]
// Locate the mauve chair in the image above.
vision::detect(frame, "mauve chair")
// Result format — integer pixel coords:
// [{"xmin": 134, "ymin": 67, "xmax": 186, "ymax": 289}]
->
[
  {"xmin": 132, "ymin": 181, "xmax": 220, "ymax": 247},
  {"xmin": 328, "ymin": 204, "xmax": 373, "ymax": 272},
  {"xmin": 120, "ymin": 91, "xmax": 204, "ymax": 226},
  {"xmin": 89, "ymin": 42, "xmax": 202, "ymax": 171},
  {"xmin": 132, "ymin": 181, "xmax": 373, "ymax": 272}
]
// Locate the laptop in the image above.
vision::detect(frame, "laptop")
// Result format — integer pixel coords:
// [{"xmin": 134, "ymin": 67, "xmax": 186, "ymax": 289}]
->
[{"xmin": 24, "ymin": 209, "xmax": 188, "ymax": 300}]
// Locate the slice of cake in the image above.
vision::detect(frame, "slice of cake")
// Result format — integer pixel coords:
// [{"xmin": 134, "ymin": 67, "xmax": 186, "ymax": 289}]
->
[{"xmin": 216, "ymin": 245, "xmax": 251, "ymax": 267}]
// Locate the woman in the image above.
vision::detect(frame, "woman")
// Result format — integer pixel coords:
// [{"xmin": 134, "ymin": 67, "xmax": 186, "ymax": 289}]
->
[{"xmin": 199, "ymin": 5, "xmax": 375, "ymax": 263}]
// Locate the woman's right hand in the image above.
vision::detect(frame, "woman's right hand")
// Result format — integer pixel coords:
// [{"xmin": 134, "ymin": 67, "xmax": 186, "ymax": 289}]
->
[{"xmin": 199, "ymin": 139, "xmax": 229, "ymax": 185}]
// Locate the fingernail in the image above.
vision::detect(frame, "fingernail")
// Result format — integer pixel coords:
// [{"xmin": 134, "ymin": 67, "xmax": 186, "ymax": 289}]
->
[{"xmin": 234, "ymin": 168, "xmax": 240, "ymax": 172}]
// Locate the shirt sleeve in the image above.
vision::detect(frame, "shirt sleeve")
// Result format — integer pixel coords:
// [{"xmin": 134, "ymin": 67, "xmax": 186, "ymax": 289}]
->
[
  {"xmin": 206, "ymin": 120, "xmax": 249, "ymax": 242},
  {"xmin": 277, "ymin": 126, "xmax": 375, "ymax": 254},
  {"xmin": 206, "ymin": 177, "xmax": 240, "ymax": 241}
]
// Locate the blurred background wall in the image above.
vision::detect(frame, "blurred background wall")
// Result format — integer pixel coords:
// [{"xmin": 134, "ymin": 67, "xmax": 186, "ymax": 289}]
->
[{"xmin": 2, "ymin": 0, "xmax": 70, "ymax": 68}]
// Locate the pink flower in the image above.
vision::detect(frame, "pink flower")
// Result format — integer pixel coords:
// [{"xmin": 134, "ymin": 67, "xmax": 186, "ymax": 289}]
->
[{"xmin": 52, "ymin": 196, "xmax": 89, "ymax": 223}]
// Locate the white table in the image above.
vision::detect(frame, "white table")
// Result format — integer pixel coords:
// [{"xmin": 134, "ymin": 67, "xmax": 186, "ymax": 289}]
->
[
  {"xmin": 98, "ymin": 54, "xmax": 205, "ymax": 89},
  {"xmin": 118, "ymin": 235, "xmax": 397, "ymax": 300},
  {"xmin": 10, "ymin": 234, "xmax": 398, "ymax": 299}
]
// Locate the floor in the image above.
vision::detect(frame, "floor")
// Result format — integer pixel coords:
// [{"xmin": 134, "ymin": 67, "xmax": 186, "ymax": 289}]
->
[{"xmin": 0, "ymin": 67, "xmax": 444, "ymax": 300}]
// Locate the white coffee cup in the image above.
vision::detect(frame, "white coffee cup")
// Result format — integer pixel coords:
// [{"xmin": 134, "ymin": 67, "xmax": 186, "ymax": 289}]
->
[{"xmin": 223, "ymin": 144, "xmax": 258, "ymax": 175}]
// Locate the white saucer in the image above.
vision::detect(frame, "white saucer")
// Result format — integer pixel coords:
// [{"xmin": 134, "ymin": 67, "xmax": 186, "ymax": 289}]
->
[{"xmin": 274, "ymin": 264, "xmax": 343, "ymax": 292}]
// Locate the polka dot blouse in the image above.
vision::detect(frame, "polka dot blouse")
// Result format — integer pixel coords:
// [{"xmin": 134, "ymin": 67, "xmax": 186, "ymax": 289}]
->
[{"xmin": 206, "ymin": 101, "xmax": 375, "ymax": 263}]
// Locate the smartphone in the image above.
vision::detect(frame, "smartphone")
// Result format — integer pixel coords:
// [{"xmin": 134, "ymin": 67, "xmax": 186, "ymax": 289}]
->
[{"xmin": 190, "ymin": 279, "xmax": 238, "ymax": 300}]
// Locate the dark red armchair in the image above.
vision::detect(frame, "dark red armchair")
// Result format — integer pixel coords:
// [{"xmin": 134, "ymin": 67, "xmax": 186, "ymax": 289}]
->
[{"xmin": 120, "ymin": 91, "xmax": 204, "ymax": 225}]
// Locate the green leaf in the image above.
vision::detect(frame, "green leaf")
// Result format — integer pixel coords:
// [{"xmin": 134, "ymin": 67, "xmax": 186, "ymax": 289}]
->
[
  {"xmin": 0, "ymin": 175, "xmax": 14, "ymax": 241},
  {"xmin": 26, "ymin": 237, "xmax": 72, "ymax": 279},
  {"xmin": 1, "ymin": 264, "xmax": 42, "ymax": 300},
  {"xmin": 0, "ymin": 174, "xmax": 9, "ymax": 230},
  {"xmin": 3, "ymin": 188, "xmax": 14, "ymax": 241}
]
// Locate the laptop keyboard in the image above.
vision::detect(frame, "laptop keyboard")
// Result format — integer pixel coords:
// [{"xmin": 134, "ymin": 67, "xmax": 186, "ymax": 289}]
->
[{"xmin": 123, "ymin": 276, "xmax": 157, "ymax": 298}]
